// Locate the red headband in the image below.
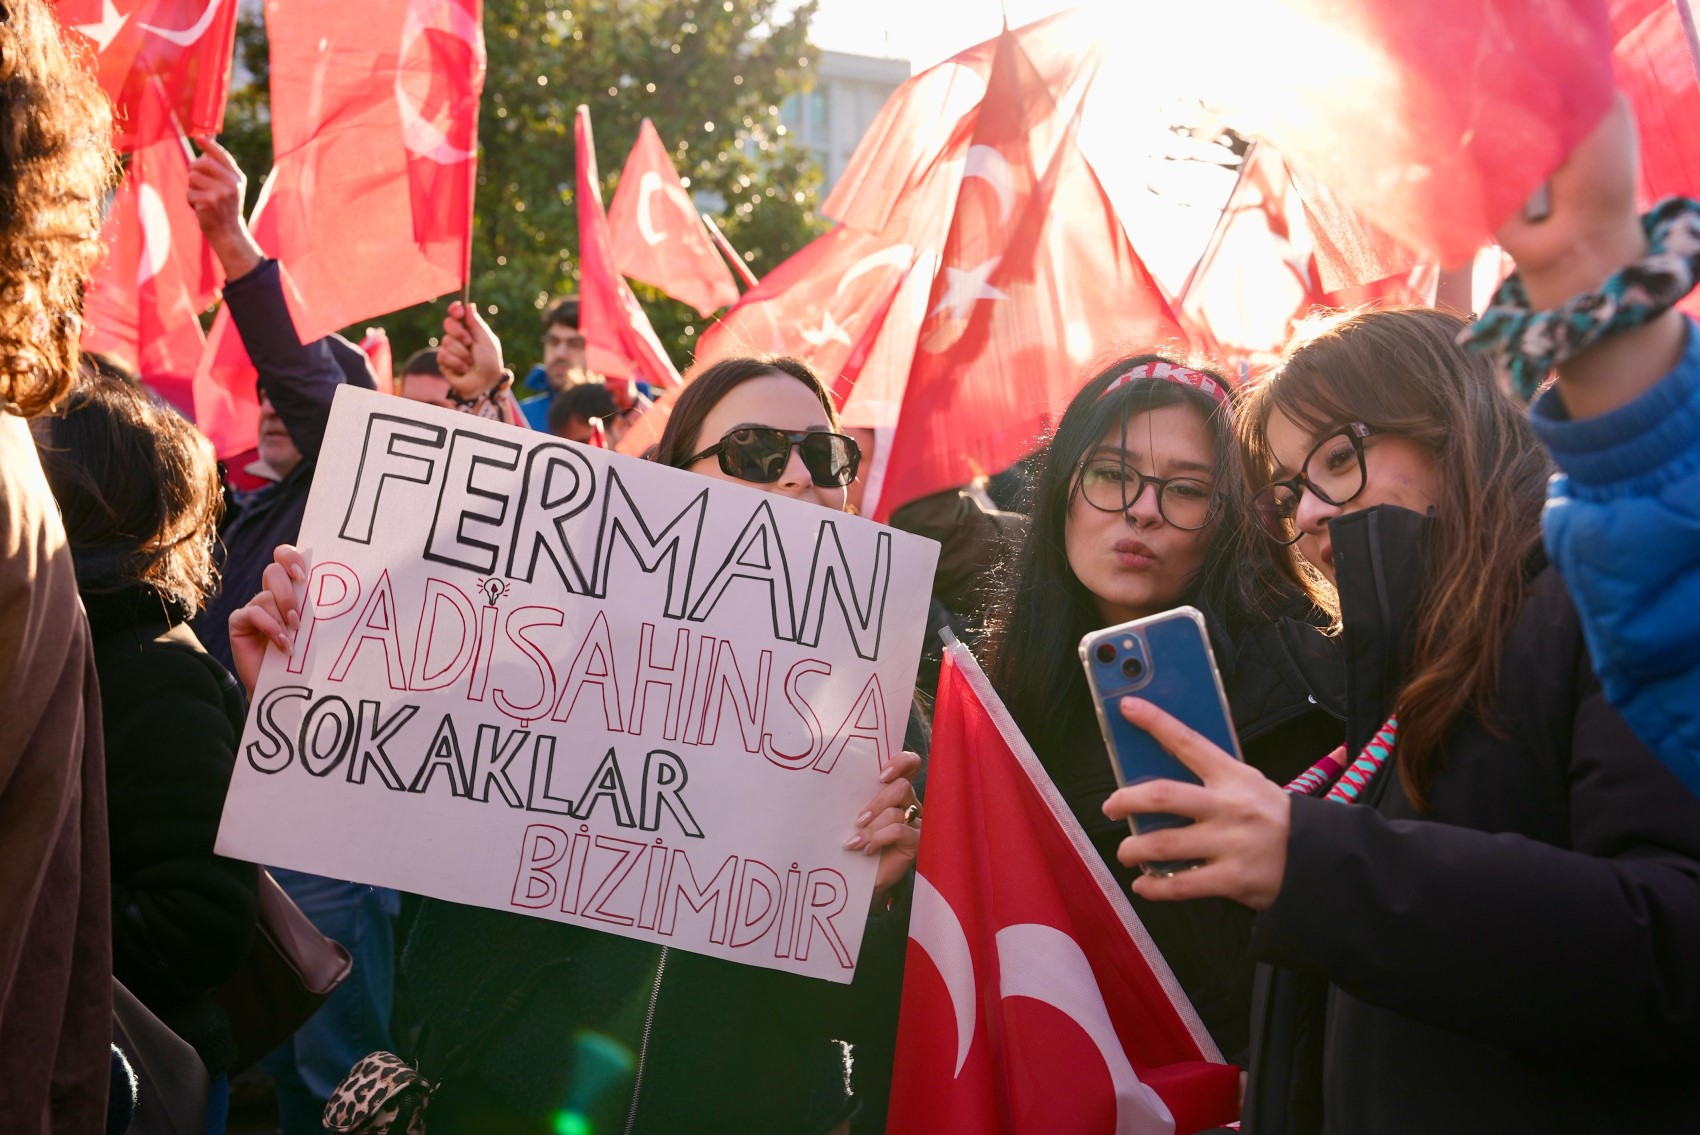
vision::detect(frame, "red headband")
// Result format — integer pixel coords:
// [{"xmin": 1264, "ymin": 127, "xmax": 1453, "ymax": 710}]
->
[{"xmin": 1099, "ymin": 361, "xmax": 1232, "ymax": 416}]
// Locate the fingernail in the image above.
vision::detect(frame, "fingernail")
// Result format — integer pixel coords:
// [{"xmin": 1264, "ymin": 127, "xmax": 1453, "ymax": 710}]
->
[
  {"xmin": 286, "ymin": 610, "xmax": 300, "ymax": 629},
  {"xmin": 863, "ymin": 843, "xmax": 877, "ymax": 856},
  {"xmin": 290, "ymin": 564, "xmax": 306, "ymax": 582},
  {"xmin": 857, "ymin": 810, "xmax": 872, "ymax": 826},
  {"xmin": 843, "ymin": 834, "xmax": 865, "ymax": 850},
  {"xmin": 880, "ymin": 765, "xmax": 897, "ymax": 782}
]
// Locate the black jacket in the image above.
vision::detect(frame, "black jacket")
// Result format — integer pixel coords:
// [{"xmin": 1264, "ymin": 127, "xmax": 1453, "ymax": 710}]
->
[
  {"xmin": 87, "ymin": 585, "xmax": 258, "ymax": 1073},
  {"xmin": 194, "ymin": 259, "xmax": 374, "ymax": 671},
  {"xmin": 1038, "ymin": 597, "xmax": 1342, "ymax": 1067},
  {"xmin": 1244, "ymin": 506, "xmax": 1700, "ymax": 1134}
]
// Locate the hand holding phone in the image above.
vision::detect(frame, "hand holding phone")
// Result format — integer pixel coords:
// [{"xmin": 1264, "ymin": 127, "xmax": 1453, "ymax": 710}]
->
[{"xmin": 1080, "ymin": 606, "xmax": 1243, "ymax": 876}]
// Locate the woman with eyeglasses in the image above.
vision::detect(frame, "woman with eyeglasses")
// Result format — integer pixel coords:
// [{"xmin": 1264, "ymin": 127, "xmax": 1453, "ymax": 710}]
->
[
  {"xmin": 984, "ymin": 354, "xmax": 1343, "ymax": 1072},
  {"xmin": 1099, "ymin": 303, "xmax": 1700, "ymax": 1130},
  {"xmin": 230, "ymin": 356, "xmax": 919, "ymax": 1135}
]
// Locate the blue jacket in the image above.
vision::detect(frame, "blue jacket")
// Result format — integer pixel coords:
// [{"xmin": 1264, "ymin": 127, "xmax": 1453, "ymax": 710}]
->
[{"xmin": 1531, "ymin": 319, "xmax": 1700, "ymax": 799}]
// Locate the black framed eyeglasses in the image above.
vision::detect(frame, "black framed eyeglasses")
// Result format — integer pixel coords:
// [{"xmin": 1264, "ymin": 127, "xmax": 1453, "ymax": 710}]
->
[
  {"xmin": 685, "ymin": 427, "xmax": 861, "ymax": 489},
  {"xmin": 1075, "ymin": 458, "xmax": 1220, "ymax": 531},
  {"xmin": 1251, "ymin": 422, "xmax": 1376, "ymax": 545}
]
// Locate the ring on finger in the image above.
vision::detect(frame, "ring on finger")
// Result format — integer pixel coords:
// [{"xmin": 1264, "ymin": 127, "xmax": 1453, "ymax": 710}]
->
[{"xmin": 903, "ymin": 803, "xmax": 922, "ymax": 827}]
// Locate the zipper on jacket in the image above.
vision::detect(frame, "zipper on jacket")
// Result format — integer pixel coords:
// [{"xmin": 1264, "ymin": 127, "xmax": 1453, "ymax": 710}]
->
[{"xmin": 623, "ymin": 946, "xmax": 668, "ymax": 1135}]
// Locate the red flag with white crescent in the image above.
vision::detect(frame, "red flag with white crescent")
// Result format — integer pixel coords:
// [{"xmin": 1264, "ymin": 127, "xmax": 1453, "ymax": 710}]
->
[
  {"xmin": 55, "ymin": 0, "xmax": 240, "ymax": 151},
  {"xmin": 81, "ymin": 77, "xmax": 222, "ymax": 413},
  {"xmin": 608, "ymin": 119, "xmax": 740, "ymax": 318},
  {"xmin": 259, "ymin": 0, "xmax": 480, "ymax": 345},
  {"xmin": 889, "ymin": 642, "xmax": 1240, "ymax": 1135},
  {"xmin": 575, "ymin": 105, "xmax": 683, "ymax": 389}
]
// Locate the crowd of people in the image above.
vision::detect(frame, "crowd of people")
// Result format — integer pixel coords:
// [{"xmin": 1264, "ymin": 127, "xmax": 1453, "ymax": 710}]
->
[{"xmin": 5, "ymin": 0, "xmax": 1700, "ymax": 1131}]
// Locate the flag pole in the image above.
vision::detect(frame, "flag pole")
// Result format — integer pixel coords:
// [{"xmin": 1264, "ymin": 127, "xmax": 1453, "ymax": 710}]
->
[{"xmin": 702, "ymin": 213, "xmax": 760, "ymax": 291}]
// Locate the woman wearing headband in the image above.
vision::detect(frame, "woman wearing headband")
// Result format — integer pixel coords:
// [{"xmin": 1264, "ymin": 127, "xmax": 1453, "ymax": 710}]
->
[{"xmin": 984, "ymin": 353, "xmax": 1342, "ymax": 1070}]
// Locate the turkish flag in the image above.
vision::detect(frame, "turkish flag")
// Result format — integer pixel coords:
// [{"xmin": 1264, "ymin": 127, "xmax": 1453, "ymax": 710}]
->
[
  {"xmin": 889, "ymin": 643, "xmax": 1240, "ymax": 1135},
  {"xmin": 190, "ymin": 303, "xmax": 257, "ymax": 458},
  {"xmin": 81, "ymin": 78, "xmax": 222, "ymax": 414},
  {"xmin": 1198, "ymin": 0, "xmax": 1615, "ymax": 267},
  {"xmin": 575, "ymin": 105, "xmax": 682, "ymax": 389},
  {"xmin": 1178, "ymin": 144, "xmax": 1437, "ymax": 376},
  {"xmin": 873, "ymin": 29, "xmax": 1183, "ymax": 519},
  {"xmin": 693, "ymin": 224, "xmax": 921, "ymax": 402},
  {"xmin": 259, "ymin": 0, "xmax": 482, "ymax": 345},
  {"xmin": 1609, "ymin": 0, "xmax": 1700, "ymax": 202},
  {"xmin": 607, "ymin": 119, "xmax": 739, "ymax": 318},
  {"xmin": 55, "ymin": 0, "xmax": 239, "ymax": 152}
]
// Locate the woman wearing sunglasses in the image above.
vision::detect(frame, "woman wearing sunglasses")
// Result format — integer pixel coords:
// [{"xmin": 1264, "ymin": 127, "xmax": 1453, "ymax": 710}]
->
[
  {"xmin": 370, "ymin": 356, "xmax": 920, "ymax": 1135},
  {"xmin": 984, "ymin": 354, "xmax": 1342, "ymax": 1071},
  {"xmin": 1099, "ymin": 305, "xmax": 1700, "ymax": 1129}
]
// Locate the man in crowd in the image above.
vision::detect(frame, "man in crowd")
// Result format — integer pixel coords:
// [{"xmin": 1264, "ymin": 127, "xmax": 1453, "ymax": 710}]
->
[{"xmin": 519, "ymin": 294, "xmax": 588, "ymax": 428}]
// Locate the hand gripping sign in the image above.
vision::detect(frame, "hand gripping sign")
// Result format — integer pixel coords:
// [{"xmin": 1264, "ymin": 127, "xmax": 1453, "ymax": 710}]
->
[{"xmin": 216, "ymin": 387, "xmax": 939, "ymax": 982}]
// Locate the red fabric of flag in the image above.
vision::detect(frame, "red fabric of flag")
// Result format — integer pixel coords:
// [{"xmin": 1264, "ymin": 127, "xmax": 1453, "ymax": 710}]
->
[
  {"xmin": 260, "ymin": 0, "xmax": 481, "ymax": 345},
  {"xmin": 575, "ymin": 105, "xmax": 682, "ymax": 389},
  {"xmin": 1609, "ymin": 0, "xmax": 1700, "ymax": 204},
  {"xmin": 873, "ymin": 29, "xmax": 1182, "ymax": 520},
  {"xmin": 56, "ymin": 0, "xmax": 240, "ymax": 151},
  {"xmin": 1225, "ymin": 0, "xmax": 1615, "ymax": 266},
  {"xmin": 80, "ymin": 79, "xmax": 221, "ymax": 414},
  {"xmin": 190, "ymin": 302, "xmax": 257, "ymax": 457},
  {"xmin": 692, "ymin": 224, "xmax": 920, "ymax": 398},
  {"xmin": 889, "ymin": 643, "xmax": 1240, "ymax": 1135},
  {"xmin": 607, "ymin": 119, "xmax": 739, "ymax": 319}
]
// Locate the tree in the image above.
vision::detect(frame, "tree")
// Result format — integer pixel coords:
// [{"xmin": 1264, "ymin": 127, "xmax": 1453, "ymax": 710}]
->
[{"xmin": 221, "ymin": 0, "xmax": 828, "ymax": 373}]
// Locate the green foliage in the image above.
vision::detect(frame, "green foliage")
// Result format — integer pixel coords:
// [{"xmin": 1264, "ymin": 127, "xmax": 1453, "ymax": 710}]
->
[{"xmin": 221, "ymin": 0, "xmax": 829, "ymax": 373}]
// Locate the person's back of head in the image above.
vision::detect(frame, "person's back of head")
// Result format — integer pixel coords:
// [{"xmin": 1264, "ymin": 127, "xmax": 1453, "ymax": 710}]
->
[
  {"xmin": 0, "ymin": 0, "xmax": 116, "ymax": 418},
  {"xmin": 33, "ymin": 373, "xmax": 223, "ymax": 615},
  {"xmin": 397, "ymin": 347, "xmax": 455, "ymax": 408}
]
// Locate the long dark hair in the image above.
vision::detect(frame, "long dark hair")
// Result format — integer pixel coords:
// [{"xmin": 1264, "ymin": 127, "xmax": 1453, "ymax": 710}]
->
[
  {"xmin": 986, "ymin": 353, "xmax": 1283, "ymax": 751},
  {"xmin": 1239, "ymin": 307, "xmax": 1550, "ymax": 809},
  {"xmin": 32, "ymin": 370, "xmax": 224, "ymax": 613},
  {"xmin": 654, "ymin": 356, "xmax": 837, "ymax": 468}
]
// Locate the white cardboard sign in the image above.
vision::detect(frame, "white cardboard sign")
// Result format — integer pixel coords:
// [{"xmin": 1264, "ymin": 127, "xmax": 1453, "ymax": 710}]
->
[{"xmin": 216, "ymin": 387, "xmax": 939, "ymax": 982}]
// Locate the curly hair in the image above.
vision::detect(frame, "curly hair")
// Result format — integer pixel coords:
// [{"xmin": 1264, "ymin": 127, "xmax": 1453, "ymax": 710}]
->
[{"xmin": 0, "ymin": 0, "xmax": 117, "ymax": 417}]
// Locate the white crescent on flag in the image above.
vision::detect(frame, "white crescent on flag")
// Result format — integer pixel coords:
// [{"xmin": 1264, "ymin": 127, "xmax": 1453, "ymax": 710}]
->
[
  {"xmin": 909, "ymin": 873, "xmax": 977, "ymax": 1077},
  {"xmin": 136, "ymin": 182, "xmax": 172, "ymax": 287},
  {"xmin": 396, "ymin": 0, "xmax": 481, "ymax": 164},
  {"xmin": 635, "ymin": 170, "xmax": 696, "ymax": 247},
  {"xmin": 997, "ymin": 923, "xmax": 1177, "ymax": 1135},
  {"xmin": 138, "ymin": 0, "xmax": 223, "ymax": 47},
  {"xmin": 962, "ymin": 144, "xmax": 1016, "ymax": 226},
  {"xmin": 834, "ymin": 244, "xmax": 913, "ymax": 299}
]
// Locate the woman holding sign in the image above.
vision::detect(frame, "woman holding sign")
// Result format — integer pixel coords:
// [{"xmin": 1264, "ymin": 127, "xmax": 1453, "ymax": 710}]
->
[
  {"xmin": 230, "ymin": 355, "xmax": 922, "ymax": 1135},
  {"xmin": 1103, "ymin": 102, "xmax": 1700, "ymax": 1132},
  {"xmin": 983, "ymin": 355, "xmax": 1341, "ymax": 1071}
]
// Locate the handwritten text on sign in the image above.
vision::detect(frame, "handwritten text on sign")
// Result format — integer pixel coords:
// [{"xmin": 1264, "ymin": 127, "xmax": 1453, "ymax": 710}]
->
[{"xmin": 216, "ymin": 388, "xmax": 938, "ymax": 981}]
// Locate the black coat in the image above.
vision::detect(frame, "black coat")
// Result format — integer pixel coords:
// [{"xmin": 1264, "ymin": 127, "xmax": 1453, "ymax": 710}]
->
[
  {"xmin": 1244, "ymin": 506, "xmax": 1700, "ymax": 1134},
  {"xmin": 1038, "ymin": 598, "xmax": 1342, "ymax": 1067},
  {"xmin": 193, "ymin": 258, "xmax": 374, "ymax": 672},
  {"xmin": 87, "ymin": 585, "xmax": 258, "ymax": 1073}
]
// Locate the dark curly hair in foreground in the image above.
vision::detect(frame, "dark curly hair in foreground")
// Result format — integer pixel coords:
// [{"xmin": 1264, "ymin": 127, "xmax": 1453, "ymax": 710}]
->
[{"xmin": 0, "ymin": 0, "xmax": 117, "ymax": 417}]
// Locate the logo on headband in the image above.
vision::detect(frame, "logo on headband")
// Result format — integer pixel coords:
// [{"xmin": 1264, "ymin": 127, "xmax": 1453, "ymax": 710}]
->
[{"xmin": 1099, "ymin": 361, "xmax": 1232, "ymax": 415}]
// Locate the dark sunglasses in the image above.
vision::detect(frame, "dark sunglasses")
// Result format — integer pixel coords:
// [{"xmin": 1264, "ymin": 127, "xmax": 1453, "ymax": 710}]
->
[{"xmin": 684, "ymin": 427, "xmax": 861, "ymax": 488}]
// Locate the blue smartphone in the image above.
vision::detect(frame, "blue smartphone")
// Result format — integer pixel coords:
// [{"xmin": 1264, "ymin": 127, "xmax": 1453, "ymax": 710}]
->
[{"xmin": 1079, "ymin": 605, "xmax": 1243, "ymax": 876}]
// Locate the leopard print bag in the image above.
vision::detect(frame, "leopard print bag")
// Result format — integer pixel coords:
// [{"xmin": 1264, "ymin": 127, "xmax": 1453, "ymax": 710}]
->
[{"xmin": 323, "ymin": 1051, "xmax": 433, "ymax": 1135}]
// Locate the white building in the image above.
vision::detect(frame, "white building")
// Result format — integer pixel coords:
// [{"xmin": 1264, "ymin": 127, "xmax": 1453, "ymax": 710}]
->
[{"xmin": 781, "ymin": 50, "xmax": 910, "ymax": 196}]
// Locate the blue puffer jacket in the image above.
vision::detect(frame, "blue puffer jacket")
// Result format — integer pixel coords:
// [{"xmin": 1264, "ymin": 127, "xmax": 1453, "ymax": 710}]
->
[{"xmin": 1531, "ymin": 319, "xmax": 1700, "ymax": 799}]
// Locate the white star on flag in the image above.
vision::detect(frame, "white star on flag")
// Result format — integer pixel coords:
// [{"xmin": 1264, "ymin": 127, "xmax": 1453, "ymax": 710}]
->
[
  {"xmin": 74, "ymin": 0, "xmax": 130, "ymax": 51},
  {"xmin": 929, "ymin": 256, "xmax": 1008, "ymax": 322},
  {"xmin": 800, "ymin": 311, "xmax": 853, "ymax": 348}
]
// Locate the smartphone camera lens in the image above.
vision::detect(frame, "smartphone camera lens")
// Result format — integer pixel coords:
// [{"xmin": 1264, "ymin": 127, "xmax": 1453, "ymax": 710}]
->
[
  {"xmin": 1121, "ymin": 656, "xmax": 1144, "ymax": 680},
  {"xmin": 1094, "ymin": 643, "xmax": 1116, "ymax": 665}
]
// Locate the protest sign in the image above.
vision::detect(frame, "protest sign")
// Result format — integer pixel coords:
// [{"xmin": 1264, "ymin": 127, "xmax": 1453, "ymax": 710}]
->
[{"xmin": 216, "ymin": 387, "xmax": 939, "ymax": 982}]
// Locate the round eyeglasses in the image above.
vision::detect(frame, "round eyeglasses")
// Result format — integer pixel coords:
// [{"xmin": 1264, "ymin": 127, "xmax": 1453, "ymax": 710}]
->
[
  {"xmin": 1076, "ymin": 458, "xmax": 1220, "ymax": 531},
  {"xmin": 1251, "ymin": 422, "xmax": 1376, "ymax": 545}
]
